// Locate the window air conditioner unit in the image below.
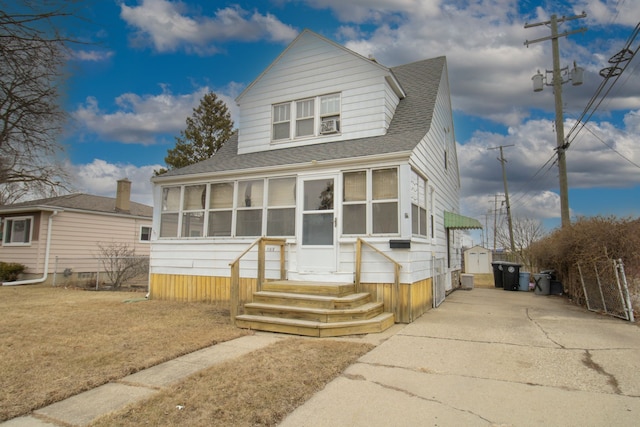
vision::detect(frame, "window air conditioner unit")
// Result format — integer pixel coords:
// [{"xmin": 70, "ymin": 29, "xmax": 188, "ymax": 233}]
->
[{"xmin": 320, "ymin": 118, "xmax": 339, "ymax": 134}]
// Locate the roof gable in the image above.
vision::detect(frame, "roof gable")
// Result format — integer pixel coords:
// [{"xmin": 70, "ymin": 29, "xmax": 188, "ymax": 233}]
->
[
  {"xmin": 236, "ymin": 29, "xmax": 404, "ymax": 104},
  {"xmin": 155, "ymin": 55, "xmax": 446, "ymax": 181}
]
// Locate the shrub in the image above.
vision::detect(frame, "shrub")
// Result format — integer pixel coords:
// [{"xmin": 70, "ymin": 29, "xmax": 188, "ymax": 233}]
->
[
  {"xmin": 0, "ymin": 262, "xmax": 26, "ymax": 281},
  {"xmin": 529, "ymin": 216, "xmax": 640, "ymax": 302}
]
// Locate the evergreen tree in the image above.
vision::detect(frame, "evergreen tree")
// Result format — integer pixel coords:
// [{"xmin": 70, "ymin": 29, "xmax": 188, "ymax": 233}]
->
[{"xmin": 156, "ymin": 92, "xmax": 234, "ymax": 175}]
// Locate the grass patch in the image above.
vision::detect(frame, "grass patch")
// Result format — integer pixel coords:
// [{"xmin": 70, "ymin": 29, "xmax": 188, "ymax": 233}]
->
[
  {"xmin": 91, "ymin": 338, "xmax": 373, "ymax": 427},
  {"xmin": 0, "ymin": 285, "xmax": 249, "ymax": 421}
]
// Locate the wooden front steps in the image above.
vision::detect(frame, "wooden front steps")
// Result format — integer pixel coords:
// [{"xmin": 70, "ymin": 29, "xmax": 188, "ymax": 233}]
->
[{"xmin": 235, "ymin": 280, "xmax": 395, "ymax": 337}]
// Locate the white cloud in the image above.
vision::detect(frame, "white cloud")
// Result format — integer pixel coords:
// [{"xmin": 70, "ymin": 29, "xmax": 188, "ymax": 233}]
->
[
  {"xmin": 120, "ymin": 0, "xmax": 298, "ymax": 54},
  {"xmin": 71, "ymin": 159, "xmax": 160, "ymax": 206},
  {"xmin": 69, "ymin": 49, "xmax": 115, "ymax": 62}
]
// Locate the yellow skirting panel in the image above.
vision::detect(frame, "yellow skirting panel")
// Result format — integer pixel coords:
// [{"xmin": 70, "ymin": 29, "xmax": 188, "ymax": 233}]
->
[
  {"xmin": 150, "ymin": 273, "xmax": 431, "ymax": 323},
  {"xmin": 149, "ymin": 274, "xmax": 257, "ymax": 305},
  {"xmin": 359, "ymin": 278, "xmax": 433, "ymax": 323}
]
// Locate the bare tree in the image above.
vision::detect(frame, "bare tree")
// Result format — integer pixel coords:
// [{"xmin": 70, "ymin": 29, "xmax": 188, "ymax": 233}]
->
[
  {"xmin": 96, "ymin": 242, "xmax": 149, "ymax": 289},
  {"xmin": 496, "ymin": 216, "xmax": 546, "ymax": 269},
  {"xmin": 0, "ymin": 1, "xmax": 81, "ymax": 204}
]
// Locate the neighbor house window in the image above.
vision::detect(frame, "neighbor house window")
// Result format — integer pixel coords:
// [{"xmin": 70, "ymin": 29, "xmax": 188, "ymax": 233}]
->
[
  {"xmin": 236, "ymin": 180, "xmax": 264, "ymax": 236},
  {"xmin": 3, "ymin": 216, "xmax": 33, "ymax": 245},
  {"xmin": 208, "ymin": 182, "xmax": 233, "ymax": 236},
  {"xmin": 140, "ymin": 226, "xmax": 152, "ymax": 242},
  {"xmin": 411, "ymin": 171, "xmax": 428, "ymax": 237},
  {"xmin": 272, "ymin": 93, "xmax": 341, "ymax": 141},
  {"xmin": 267, "ymin": 177, "xmax": 296, "ymax": 236},
  {"xmin": 342, "ymin": 168, "xmax": 398, "ymax": 236}
]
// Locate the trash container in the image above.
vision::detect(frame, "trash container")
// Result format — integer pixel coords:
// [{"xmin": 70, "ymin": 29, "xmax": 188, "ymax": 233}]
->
[
  {"xmin": 461, "ymin": 273, "xmax": 474, "ymax": 289},
  {"xmin": 491, "ymin": 262, "xmax": 505, "ymax": 288},
  {"xmin": 518, "ymin": 271, "xmax": 530, "ymax": 291},
  {"xmin": 533, "ymin": 273, "xmax": 551, "ymax": 295},
  {"xmin": 550, "ymin": 280, "xmax": 563, "ymax": 295},
  {"xmin": 501, "ymin": 262, "xmax": 521, "ymax": 291}
]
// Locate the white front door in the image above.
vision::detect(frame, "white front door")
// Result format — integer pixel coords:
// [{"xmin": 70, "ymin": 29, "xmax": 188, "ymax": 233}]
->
[{"xmin": 297, "ymin": 175, "xmax": 337, "ymax": 273}]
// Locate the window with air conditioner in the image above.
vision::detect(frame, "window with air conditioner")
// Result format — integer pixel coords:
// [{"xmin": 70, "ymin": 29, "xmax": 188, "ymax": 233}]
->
[{"xmin": 271, "ymin": 93, "xmax": 341, "ymax": 141}]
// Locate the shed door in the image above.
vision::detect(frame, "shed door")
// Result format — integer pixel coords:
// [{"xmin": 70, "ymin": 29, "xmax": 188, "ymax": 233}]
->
[{"xmin": 297, "ymin": 176, "xmax": 336, "ymax": 273}]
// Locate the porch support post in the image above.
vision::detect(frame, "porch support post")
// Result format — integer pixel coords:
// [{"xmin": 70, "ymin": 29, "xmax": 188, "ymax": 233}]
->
[{"xmin": 257, "ymin": 239, "xmax": 265, "ymax": 292}]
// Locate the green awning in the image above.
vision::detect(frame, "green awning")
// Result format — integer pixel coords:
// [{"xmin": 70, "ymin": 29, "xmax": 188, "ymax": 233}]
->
[{"xmin": 444, "ymin": 211, "xmax": 482, "ymax": 230}]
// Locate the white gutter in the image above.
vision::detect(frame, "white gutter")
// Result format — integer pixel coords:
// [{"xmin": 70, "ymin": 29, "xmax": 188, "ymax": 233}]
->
[{"xmin": 2, "ymin": 210, "xmax": 58, "ymax": 286}]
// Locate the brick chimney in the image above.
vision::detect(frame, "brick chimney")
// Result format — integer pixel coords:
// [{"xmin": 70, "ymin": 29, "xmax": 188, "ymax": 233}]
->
[{"xmin": 115, "ymin": 178, "xmax": 131, "ymax": 213}]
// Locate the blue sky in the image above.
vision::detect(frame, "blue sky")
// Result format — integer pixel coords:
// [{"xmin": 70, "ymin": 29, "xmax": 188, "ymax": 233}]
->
[{"xmin": 55, "ymin": 0, "xmax": 640, "ymax": 244}]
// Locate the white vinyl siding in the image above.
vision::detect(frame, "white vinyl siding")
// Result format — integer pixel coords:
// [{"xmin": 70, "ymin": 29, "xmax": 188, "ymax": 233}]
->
[{"xmin": 237, "ymin": 32, "xmax": 401, "ymax": 154}]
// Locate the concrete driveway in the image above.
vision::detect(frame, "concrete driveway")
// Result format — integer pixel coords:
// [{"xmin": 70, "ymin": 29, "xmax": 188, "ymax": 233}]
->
[{"xmin": 280, "ymin": 288, "xmax": 640, "ymax": 427}]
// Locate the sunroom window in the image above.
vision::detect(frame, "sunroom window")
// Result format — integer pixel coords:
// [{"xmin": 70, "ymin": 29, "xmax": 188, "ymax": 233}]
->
[
  {"xmin": 182, "ymin": 185, "xmax": 205, "ymax": 238},
  {"xmin": 342, "ymin": 168, "xmax": 398, "ymax": 236},
  {"xmin": 160, "ymin": 187, "xmax": 180, "ymax": 237},
  {"xmin": 372, "ymin": 168, "xmax": 398, "ymax": 234},
  {"xmin": 411, "ymin": 171, "xmax": 428, "ymax": 237},
  {"xmin": 208, "ymin": 182, "xmax": 233, "ymax": 236},
  {"xmin": 267, "ymin": 177, "xmax": 296, "ymax": 236},
  {"xmin": 236, "ymin": 180, "xmax": 264, "ymax": 236},
  {"xmin": 343, "ymin": 171, "xmax": 366, "ymax": 234}
]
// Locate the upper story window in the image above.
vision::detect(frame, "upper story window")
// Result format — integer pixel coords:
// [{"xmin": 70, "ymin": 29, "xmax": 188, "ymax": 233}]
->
[
  {"xmin": 272, "ymin": 93, "xmax": 341, "ymax": 141},
  {"xmin": 3, "ymin": 216, "xmax": 33, "ymax": 245}
]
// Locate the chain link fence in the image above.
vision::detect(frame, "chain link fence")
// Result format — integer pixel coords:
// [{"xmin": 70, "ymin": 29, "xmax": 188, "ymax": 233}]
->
[
  {"xmin": 577, "ymin": 256, "xmax": 635, "ymax": 322},
  {"xmin": 53, "ymin": 256, "xmax": 149, "ymax": 290}
]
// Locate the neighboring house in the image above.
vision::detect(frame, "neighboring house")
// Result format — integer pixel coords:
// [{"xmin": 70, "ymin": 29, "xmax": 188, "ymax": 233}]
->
[
  {"xmin": 0, "ymin": 179, "xmax": 152, "ymax": 286},
  {"xmin": 149, "ymin": 29, "xmax": 481, "ymax": 324}
]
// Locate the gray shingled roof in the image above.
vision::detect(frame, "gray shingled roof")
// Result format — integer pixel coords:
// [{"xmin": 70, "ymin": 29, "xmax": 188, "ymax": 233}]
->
[
  {"xmin": 0, "ymin": 193, "xmax": 153, "ymax": 218},
  {"xmin": 154, "ymin": 56, "xmax": 445, "ymax": 180}
]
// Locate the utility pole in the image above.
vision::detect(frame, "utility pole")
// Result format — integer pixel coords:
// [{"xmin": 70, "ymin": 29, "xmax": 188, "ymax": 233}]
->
[
  {"xmin": 489, "ymin": 145, "xmax": 515, "ymax": 253},
  {"xmin": 525, "ymin": 12, "xmax": 587, "ymax": 228},
  {"xmin": 493, "ymin": 194, "xmax": 499, "ymax": 252}
]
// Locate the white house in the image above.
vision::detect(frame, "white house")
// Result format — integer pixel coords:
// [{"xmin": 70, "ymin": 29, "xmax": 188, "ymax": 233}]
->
[{"xmin": 148, "ymin": 30, "xmax": 481, "ymax": 333}]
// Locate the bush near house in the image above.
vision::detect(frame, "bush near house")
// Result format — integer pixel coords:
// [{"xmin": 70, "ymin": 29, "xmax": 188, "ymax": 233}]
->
[
  {"xmin": 0, "ymin": 262, "xmax": 26, "ymax": 281},
  {"xmin": 529, "ymin": 216, "xmax": 640, "ymax": 306}
]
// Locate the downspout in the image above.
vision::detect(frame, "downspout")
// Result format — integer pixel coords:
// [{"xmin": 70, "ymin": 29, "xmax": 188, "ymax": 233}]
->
[{"xmin": 2, "ymin": 210, "xmax": 58, "ymax": 286}]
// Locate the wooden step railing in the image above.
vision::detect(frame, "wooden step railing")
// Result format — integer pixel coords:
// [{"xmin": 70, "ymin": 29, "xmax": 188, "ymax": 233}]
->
[
  {"xmin": 355, "ymin": 237, "xmax": 402, "ymax": 317},
  {"xmin": 229, "ymin": 237, "xmax": 287, "ymax": 325}
]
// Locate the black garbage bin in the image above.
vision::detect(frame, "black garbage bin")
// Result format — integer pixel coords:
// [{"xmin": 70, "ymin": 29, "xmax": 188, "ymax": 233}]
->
[
  {"xmin": 501, "ymin": 262, "xmax": 521, "ymax": 291},
  {"xmin": 491, "ymin": 262, "xmax": 504, "ymax": 288}
]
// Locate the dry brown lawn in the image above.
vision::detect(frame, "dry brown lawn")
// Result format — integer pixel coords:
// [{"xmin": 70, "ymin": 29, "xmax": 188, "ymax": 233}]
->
[
  {"xmin": 0, "ymin": 285, "xmax": 374, "ymax": 425},
  {"xmin": 91, "ymin": 339, "xmax": 372, "ymax": 427}
]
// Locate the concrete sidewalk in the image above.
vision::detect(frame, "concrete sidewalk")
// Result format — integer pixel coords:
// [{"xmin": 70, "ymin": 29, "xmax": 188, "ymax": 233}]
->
[{"xmin": 281, "ymin": 288, "xmax": 640, "ymax": 426}]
